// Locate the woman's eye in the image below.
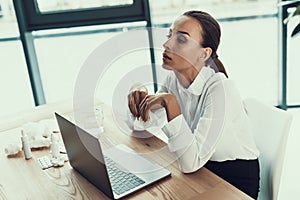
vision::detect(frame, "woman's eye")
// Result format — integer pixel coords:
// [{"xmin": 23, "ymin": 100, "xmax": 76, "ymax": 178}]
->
[
  {"xmin": 166, "ymin": 34, "xmax": 171, "ymax": 39},
  {"xmin": 177, "ymin": 36, "xmax": 187, "ymax": 44}
]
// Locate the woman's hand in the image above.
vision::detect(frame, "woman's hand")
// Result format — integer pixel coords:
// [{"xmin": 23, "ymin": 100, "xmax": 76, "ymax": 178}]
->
[
  {"xmin": 128, "ymin": 90, "xmax": 148, "ymax": 118},
  {"xmin": 139, "ymin": 93, "xmax": 181, "ymax": 122}
]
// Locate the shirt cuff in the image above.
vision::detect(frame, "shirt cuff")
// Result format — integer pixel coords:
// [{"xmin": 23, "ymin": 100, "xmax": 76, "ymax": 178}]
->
[
  {"xmin": 162, "ymin": 114, "xmax": 194, "ymax": 152},
  {"xmin": 161, "ymin": 114, "xmax": 184, "ymax": 138}
]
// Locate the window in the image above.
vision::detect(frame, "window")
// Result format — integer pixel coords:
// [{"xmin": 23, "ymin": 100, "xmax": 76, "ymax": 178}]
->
[
  {"xmin": 0, "ymin": 0, "xmax": 34, "ymax": 117},
  {"xmin": 36, "ymin": 0, "xmax": 134, "ymax": 13}
]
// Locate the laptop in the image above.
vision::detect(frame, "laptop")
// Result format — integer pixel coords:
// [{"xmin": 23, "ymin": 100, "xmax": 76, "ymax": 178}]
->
[{"xmin": 55, "ymin": 112, "xmax": 171, "ymax": 199}]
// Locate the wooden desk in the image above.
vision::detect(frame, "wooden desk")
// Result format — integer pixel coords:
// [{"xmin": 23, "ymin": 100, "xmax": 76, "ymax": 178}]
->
[{"xmin": 0, "ymin": 102, "xmax": 253, "ymax": 200}]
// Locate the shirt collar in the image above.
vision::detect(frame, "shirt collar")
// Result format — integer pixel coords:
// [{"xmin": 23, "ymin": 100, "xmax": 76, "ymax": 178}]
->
[{"xmin": 178, "ymin": 66, "xmax": 216, "ymax": 96}]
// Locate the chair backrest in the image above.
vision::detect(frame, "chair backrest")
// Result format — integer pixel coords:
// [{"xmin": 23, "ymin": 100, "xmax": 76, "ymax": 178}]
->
[{"xmin": 243, "ymin": 98, "xmax": 293, "ymax": 200}]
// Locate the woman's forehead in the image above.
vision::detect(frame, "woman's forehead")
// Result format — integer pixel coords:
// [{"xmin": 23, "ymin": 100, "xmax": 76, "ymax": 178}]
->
[{"xmin": 171, "ymin": 15, "xmax": 203, "ymax": 43}]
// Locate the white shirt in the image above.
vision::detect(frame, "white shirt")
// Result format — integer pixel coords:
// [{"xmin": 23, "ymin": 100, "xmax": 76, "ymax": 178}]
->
[{"xmin": 158, "ymin": 66, "xmax": 259, "ymax": 173}]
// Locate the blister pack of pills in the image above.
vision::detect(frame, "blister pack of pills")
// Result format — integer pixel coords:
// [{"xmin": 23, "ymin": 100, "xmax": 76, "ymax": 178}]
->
[{"xmin": 37, "ymin": 156, "xmax": 53, "ymax": 170}]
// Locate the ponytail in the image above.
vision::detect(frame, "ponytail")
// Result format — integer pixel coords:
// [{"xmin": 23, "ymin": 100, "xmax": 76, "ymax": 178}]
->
[{"xmin": 206, "ymin": 54, "xmax": 228, "ymax": 78}]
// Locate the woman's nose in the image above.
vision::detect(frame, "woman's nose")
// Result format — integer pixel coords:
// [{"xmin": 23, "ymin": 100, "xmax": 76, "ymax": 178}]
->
[{"xmin": 163, "ymin": 38, "xmax": 172, "ymax": 50}]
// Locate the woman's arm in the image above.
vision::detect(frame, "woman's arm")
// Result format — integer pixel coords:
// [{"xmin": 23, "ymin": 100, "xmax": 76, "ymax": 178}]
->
[{"xmin": 162, "ymin": 80, "xmax": 228, "ymax": 173}]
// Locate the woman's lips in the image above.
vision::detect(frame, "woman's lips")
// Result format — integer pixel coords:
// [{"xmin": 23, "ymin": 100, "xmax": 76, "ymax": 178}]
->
[{"xmin": 163, "ymin": 52, "xmax": 172, "ymax": 62}]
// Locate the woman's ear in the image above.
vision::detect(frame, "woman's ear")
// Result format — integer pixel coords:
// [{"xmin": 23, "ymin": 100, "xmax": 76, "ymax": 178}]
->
[{"xmin": 201, "ymin": 47, "xmax": 212, "ymax": 61}]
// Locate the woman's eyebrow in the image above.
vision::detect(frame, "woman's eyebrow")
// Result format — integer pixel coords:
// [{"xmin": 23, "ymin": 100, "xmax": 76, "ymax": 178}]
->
[{"xmin": 176, "ymin": 31, "xmax": 190, "ymax": 36}]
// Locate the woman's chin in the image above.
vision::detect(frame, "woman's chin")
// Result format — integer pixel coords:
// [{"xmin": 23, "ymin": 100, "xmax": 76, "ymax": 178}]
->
[{"xmin": 162, "ymin": 63, "xmax": 174, "ymax": 70}]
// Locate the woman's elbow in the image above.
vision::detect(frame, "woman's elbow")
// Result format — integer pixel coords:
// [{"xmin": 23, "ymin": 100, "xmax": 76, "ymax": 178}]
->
[{"xmin": 179, "ymin": 163, "xmax": 202, "ymax": 174}]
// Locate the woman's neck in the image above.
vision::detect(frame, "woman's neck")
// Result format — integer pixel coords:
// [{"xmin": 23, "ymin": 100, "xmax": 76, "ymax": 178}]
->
[{"xmin": 174, "ymin": 66, "xmax": 201, "ymax": 88}]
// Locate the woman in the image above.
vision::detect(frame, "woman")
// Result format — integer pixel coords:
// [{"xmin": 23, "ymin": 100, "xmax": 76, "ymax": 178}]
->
[{"xmin": 128, "ymin": 10, "xmax": 260, "ymax": 199}]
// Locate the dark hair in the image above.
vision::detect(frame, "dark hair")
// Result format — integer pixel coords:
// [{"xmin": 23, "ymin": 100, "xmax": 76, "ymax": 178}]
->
[{"xmin": 183, "ymin": 10, "xmax": 228, "ymax": 78}]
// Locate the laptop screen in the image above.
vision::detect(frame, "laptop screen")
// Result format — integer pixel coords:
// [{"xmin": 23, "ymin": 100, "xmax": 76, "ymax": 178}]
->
[{"xmin": 55, "ymin": 113, "xmax": 114, "ymax": 199}]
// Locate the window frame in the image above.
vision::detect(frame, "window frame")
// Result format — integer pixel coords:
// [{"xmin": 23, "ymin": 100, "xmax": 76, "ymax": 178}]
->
[
  {"xmin": 13, "ymin": 0, "xmax": 155, "ymax": 106},
  {"xmin": 16, "ymin": 0, "xmax": 148, "ymax": 31}
]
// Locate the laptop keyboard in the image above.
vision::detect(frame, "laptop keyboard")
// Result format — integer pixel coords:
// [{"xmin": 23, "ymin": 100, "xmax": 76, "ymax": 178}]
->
[{"xmin": 104, "ymin": 156, "xmax": 145, "ymax": 195}]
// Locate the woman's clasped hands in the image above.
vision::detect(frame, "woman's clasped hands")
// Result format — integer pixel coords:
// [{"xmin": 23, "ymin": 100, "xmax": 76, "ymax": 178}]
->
[{"xmin": 127, "ymin": 84, "xmax": 181, "ymax": 123}]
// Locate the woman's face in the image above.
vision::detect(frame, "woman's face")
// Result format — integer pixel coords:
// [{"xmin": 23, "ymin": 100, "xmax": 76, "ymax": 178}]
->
[{"xmin": 162, "ymin": 15, "xmax": 206, "ymax": 72}]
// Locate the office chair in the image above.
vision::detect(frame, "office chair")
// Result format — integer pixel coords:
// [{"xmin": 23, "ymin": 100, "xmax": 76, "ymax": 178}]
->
[{"xmin": 243, "ymin": 98, "xmax": 293, "ymax": 200}]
